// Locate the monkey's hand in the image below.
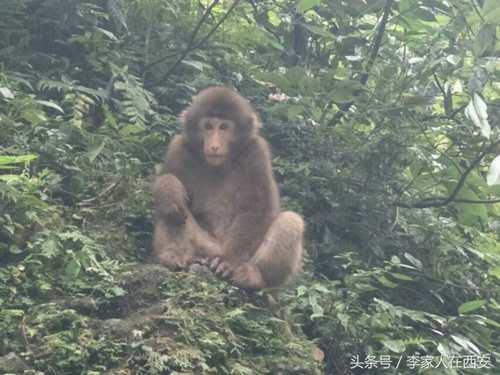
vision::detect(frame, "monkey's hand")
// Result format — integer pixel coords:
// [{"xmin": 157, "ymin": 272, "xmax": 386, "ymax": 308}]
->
[
  {"xmin": 188, "ymin": 262, "xmax": 213, "ymax": 276},
  {"xmin": 207, "ymin": 257, "xmax": 233, "ymax": 279},
  {"xmin": 231, "ymin": 262, "xmax": 264, "ymax": 290},
  {"xmin": 162, "ymin": 202, "xmax": 188, "ymax": 225},
  {"xmin": 153, "ymin": 174, "xmax": 189, "ymax": 225},
  {"xmin": 156, "ymin": 251, "xmax": 191, "ymax": 269}
]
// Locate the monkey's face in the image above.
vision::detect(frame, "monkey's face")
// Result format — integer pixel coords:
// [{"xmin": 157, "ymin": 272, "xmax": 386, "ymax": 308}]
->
[{"xmin": 199, "ymin": 117, "xmax": 236, "ymax": 167}]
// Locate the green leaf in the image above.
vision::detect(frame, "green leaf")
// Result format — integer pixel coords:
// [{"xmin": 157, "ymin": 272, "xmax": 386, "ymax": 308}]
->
[
  {"xmin": 390, "ymin": 272, "xmax": 413, "ymax": 281},
  {"xmin": 119, "ymin": 123, "xmax": 145, "ymax": 136},
  {"xmin": 0, "ymin": 86, "xmax": 15, "ymax": 99},
  {"xmin": 458, "ymin": 299, "xmax": 486, "ymax": 314},
  {"xmin": 329, "ymin": 80, "xmax": 364, "ymax": 102},
  {"xmin": 181, "ymin": 60, "xmax": 205, "ymax": 72},
  {"xmin": 0, "ymin": 174, "xmax": 23, "ymax": 181},
  {"xmin": 474, "ymin": 24, "xmax": 495, "ymax": 57},
  {"xmin": 96, "ymin": 27, "xmax": 118, "ymax": 41},
  {"xmin": 311, "ymin": 283, "xmax": 330, "ymax": 293},
  {"xmin": 450, "ymin": 334, "xmax": 480, "ymax": 354},
  {"xmin": 483, "ymin": 0, "xmax": 500, "ymax": 24},
  {"xmin": 253, "ymin": 71, "xmax": 292, "ymax": 92},
  {"xmin": 296, "ymin": 285, "xmax": 307, "ymax": 297},
  {"xmin": 287, "ymin": 104, "xmax": 305, "ymax": 120},
  {"xmin": 41, "ymin": 238, "xmax": 60, "ymax": 259},
  {"xmin": 381, "ymin": 339, "xmax": 405, "ymax": 353},
  {"xmin": 36, "ymin": 100, "xmax": 65, "ymax": 114},
  {"xmin": 455, "ymin": 202, "xmax": 488, "ymax": 226},
  {"xmin": 490, "ymin": 266, "xmax": 500, "ymax": 279},
  {"xmin": 484, "ymin": 317, "xmax": 500, "ymax": 328},
  {"xmin": 487, "ymin": 155, "xmax": 500, "ymax": 186},
  {"xmin": 465, "ymin": 93, "xmax": 490, "ymax": 139},
  {"xmin": 404, "ymin": 253, "xmax": 422, "ymax": 270},
  {"xmin": 378, "ymin": 275, "xmax": 398, "ymax": 288},
  {"xmin": 65, "ymin": 258, "xmax": 81, "ymax": 279},
  {"xmin": 302, "ymin": 24, "xmax": 335, "ymax": 38},
  {"xmin": 414, "ymin": 7, "xmax": 437, "ymax": 22},
  {"xmin": 109, "ymin": 286, "xmax": 126, "ymax": 296},
  {"xmin": 308, "ymin": 294, "xmax": 324, "ymax": 319},
  {"xmin": 0, "ymin": 154, "xmax": 38, "ymax": 167},
  {"xmin": 297, "ymin": 0, "xmax": 321, "ymax": 14},
  {"xmin": 87, "ymin": 140, "xmax": 106, "ymax": 162}
]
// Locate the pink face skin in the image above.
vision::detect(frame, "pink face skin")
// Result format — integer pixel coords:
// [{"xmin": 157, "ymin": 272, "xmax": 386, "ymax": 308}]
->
[{"xmin": 200, "ymin": 117, "xmax": 235, "ymax": 167}]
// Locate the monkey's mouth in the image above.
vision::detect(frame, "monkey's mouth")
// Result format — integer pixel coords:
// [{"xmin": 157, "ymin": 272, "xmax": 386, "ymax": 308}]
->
[{"xmin": 205, "ymin": 154, "xmax": 226, "ymax": 166}]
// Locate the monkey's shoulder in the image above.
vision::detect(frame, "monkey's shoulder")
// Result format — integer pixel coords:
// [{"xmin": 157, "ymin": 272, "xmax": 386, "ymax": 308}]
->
[
  {"xmin": 165, "ymin": 135, "xmax": 187, "ymax": 157},
  {"xmin": 164, "ymin": 135, "xmax": 197, "ymax": 171},
  {"xmin": 238, "ymin": 136, "xmax": 273, "ymax": 167}
]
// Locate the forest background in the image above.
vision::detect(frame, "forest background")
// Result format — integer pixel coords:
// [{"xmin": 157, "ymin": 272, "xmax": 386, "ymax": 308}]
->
[{"xmin": 0, "ymin": 0, "xmax": 499, "ymax": 374}]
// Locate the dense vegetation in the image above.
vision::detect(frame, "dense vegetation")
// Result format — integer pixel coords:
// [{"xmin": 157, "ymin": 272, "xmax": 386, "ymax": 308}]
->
[{"xmin": 1, "ymin": 0, "xmax": 499, "ymax": 373}]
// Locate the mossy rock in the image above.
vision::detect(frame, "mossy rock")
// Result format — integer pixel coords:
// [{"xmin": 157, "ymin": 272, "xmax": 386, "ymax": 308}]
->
[{"xmin": 2, "ymin": 264, "xmax": 323, "ymax": 374}]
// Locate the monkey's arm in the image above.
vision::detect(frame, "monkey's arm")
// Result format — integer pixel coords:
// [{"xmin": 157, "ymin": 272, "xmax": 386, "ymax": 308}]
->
[
  {"xmin": 152, "ymin": 174, "xmax": 189, "ymax": 224},
  {"xmin": 153, "ymin": 135, "xmax": 223, "ymax": 262},
  {"xmin": 153, "ymin": 135, "xmax": 192, "ymax": 224},
  {"xmin": 223, "ymin": 137, "xmax": 280, "ymax": 258}
]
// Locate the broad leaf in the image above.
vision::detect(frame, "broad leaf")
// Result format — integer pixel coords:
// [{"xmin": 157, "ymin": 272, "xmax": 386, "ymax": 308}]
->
[
  {"xmin": 487, "ymin": 155, "xmax": 500, "ymax": 186},
  {"xmin": 483, "ymin": 0, "xmax": 500, "ymax": 24},
  {"xmin": 381, "ymin": 339, "xmax": 405, "ymax": 353},
  {"xmin": 465, "ymin": 93, "xmax": 490, "ymax": 139},
  {"xmin": 0, "ymin": 87, "xmax": 14, "ymax": 99},
  {"xmin": 458, "ymin": 299, "xmax": 486, "ymax": 314},
  {"xmin": 36, "ymin": 100, "xmax": 64, "ymax": 114},
  {"xmin": 298, "ymin": 0, "xmax": 321, "ymax": 14}
]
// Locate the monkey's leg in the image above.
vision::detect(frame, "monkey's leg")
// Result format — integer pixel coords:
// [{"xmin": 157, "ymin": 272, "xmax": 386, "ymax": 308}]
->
[
  {"xmin": 231, "ymin": 211, "xmax": 304, "ymax": 289},
  {"xmin": 153, "ymin": 219, "xmax": 194, "ymax": 268},
  {"xmin": 187, "ymin": 212, "xmax": 223, "ymax": 259},
  {"xmin": 153, "ymin": 174, "xmax": 189, "ymax": 224},
  {"xmin": 153, "ymin": 174, "xmax": 222, "ymax": 267},
  {"xmin": 153, "ymin": 213, "xmax": 223, "ymax": 267}
]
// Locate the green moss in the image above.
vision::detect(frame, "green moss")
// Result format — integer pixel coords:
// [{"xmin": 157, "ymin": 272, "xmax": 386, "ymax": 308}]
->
[{"xmin": 1, "ymin": 265, "xmax": 323, "ymax": 374}]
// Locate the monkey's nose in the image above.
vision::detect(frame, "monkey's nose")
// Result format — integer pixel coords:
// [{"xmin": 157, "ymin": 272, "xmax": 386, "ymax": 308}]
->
[{"xmin": 211, "ymin": 146, "xmax": 219, "ymax": 152}]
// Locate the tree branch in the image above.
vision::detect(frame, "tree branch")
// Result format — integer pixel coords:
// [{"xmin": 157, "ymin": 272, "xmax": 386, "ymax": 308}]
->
[
  {"xmin": 396, "ymin": 140, "xmax": 500, "ymax": 208},
  {"xmin": 145, "ymin": 0, "xmax": 221, "ymax": 72},
  {"xmin": 148, "ymin": 0, "xmax": 242, "ymax": 87},
  {"xmin": 328, "ymin": 0, "xmax": 394, "ymax": 127},
  {"xmin": 193, "ymin": 0, "xmax": 241, "ymax": 51}
]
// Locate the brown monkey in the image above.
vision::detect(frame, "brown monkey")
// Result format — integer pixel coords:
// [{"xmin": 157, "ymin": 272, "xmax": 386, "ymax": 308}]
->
[{"xmin": 152, "ymin": 86, "xmax": 303, "ymax": 289}]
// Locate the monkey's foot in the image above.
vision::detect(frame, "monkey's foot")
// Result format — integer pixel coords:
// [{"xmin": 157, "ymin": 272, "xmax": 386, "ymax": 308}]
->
[
  {"xmin": 231, "ymin": 263, "xmax": 264, "ymax": 290},
  {"xmin": 208, "ymin": 257, "xmax": 233, "ymax": 278},
  {"xmin": 188, "ymin": 263, "xmax": 213, "ymax": 276},
  {"xmin": 155, "ymin": 252, "xmax": 191, "ymax": 269}
]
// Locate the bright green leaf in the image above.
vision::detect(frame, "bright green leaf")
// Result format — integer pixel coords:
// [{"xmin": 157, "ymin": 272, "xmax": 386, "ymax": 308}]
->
[
  {"xmin": 181, "ymin": 60, "xmax": 205, "ymax": 72},
  {"xmin": 36, "ymin": 100, "xmax": 64, "ymax": 114},
  {"xmin": 0, "ymin": 87, "xmax": 14, "ymax": 99},
  {"xmin": 0, "ymin": 154, "xmax": 38, "ymax": 166},
  {"xmin": 390, "ymin": 272, "xmax": 413, "ymax": 281},
  {"xmin": 381, "ymin": 339, "xmax": 405, "ymax": 353},
  {"xmin": 87, "ymin": 140, "xmax": 106, "ymax": 162},
  {"xmin": 378, "ymin": 275, "xmax": 398, "ymax": 288},
  {"xmin": 96, "ymin": 27, "xmax": 118, "ymax": 41},
  {"xmin": 297, "ymin": 0, "xmax": 321, "ymax": 14},
  {"xmin": 487, "ymin": 155, "xmax": 500, "ymax": 186},
  {"xmin": 483, "ymin": 0, "xmax": 500, "ymax": 24},
  {"xmin": 458, "ymin": 300, "xmax": 486, "ymax": 314}
]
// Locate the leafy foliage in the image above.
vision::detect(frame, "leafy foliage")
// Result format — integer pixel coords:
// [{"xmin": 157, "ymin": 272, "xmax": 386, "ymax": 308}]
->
[{"xmin": 1, "ymin": 0, "xmax": 499, "ymax": 373}]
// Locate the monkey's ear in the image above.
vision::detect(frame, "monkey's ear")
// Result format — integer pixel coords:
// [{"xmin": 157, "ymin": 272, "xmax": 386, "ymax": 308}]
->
[
  {"xmin": 179, "ymin": 110, "xmax": 187, "ymax": 124},
  {"xmin": 252, "ymin": 113, "xmax": 262, "ymax": 129}
]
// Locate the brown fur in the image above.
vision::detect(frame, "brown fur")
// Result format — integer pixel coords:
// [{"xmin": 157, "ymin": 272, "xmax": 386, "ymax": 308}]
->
[{"xmin": 152, "ymin": 86, "xmax": 303, "ymax": 289}]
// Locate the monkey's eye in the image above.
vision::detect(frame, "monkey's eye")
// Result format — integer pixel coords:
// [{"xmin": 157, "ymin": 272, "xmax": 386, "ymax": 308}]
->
[
  {"xmin": 205, "ymin": 122, "xmax": 214, "ymax": 130},
  {"xmin": 220, "ymin": 122, "xmax": 230, "ymax": 130}
]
